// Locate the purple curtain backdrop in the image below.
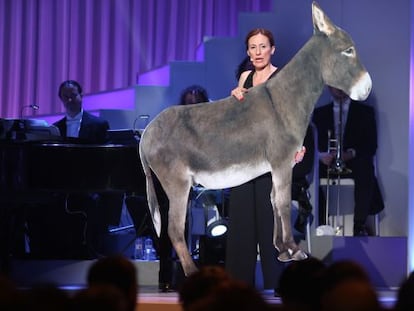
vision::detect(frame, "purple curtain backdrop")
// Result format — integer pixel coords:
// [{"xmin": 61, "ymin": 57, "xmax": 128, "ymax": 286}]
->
[{"xmin": 0, "ymin": 0, "xmax": 272, "ymax": 118}]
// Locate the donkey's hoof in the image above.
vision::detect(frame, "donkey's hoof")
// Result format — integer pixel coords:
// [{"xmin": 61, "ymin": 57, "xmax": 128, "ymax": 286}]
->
[
  {"xmin": 291, "ymin": 249, "xmax": 308, "ymax": 261},
  {"xmin": 277, "ymin": 250, "xmax": 292, "ymax": 262}
]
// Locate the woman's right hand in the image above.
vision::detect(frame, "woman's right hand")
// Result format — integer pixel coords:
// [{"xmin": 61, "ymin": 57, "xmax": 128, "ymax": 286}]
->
[{"xmin": 231, "ymin": 87, "xmax": 248, "ymax": 101}]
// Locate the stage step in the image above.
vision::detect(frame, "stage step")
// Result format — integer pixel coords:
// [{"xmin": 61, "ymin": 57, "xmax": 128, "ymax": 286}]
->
[
  {"xmin": 10, "ymin": 259, "xmax": 159, "ymax": 288},
  {"xmin": 309, "ymin": 236, "xmax": 407, "ymax": 289}
]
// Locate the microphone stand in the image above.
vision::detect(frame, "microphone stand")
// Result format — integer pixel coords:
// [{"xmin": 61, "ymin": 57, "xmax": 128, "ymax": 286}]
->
[{"xmin": 20, "ymin": 104, "xmax": 39, "ymax": 119}]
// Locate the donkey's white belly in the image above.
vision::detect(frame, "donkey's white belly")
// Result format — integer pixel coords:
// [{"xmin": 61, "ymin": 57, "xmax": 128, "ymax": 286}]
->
[{"xmin": 192, "ymin": 162, "xmax": 271, "ymax": 189}]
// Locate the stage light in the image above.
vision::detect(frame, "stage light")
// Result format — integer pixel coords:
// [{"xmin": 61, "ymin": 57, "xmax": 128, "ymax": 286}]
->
[
  {"xmin": 206, "ymin": 218, "xmax": 228, "ymax": 238},
  {"xmin": 188, "ymin": 187, "xmax": 229, "ymax": 266}
]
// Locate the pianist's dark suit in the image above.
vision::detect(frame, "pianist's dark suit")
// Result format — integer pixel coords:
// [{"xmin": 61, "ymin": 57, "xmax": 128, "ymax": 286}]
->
[{"xmin": 54, "ymin": 110, "xmax": 109, "ymax": 143}]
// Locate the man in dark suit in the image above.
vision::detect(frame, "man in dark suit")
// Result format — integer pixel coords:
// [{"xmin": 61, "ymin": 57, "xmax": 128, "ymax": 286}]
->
[
  {"xmin": 312, "ymin": 86, "xmax": 384, "ymax": 236},
  {"xmin": 27, "ymin": 80, "xmax": 117, "ymax": 259},
  {"xmin": 54, "ymin": 80, "xmax": 109, "ymax": 143}
]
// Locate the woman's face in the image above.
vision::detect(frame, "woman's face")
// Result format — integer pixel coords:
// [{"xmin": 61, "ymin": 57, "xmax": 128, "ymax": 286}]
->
[{"xmin": 246, "ymin": 33, "xmax": 275, "ymax": 70}]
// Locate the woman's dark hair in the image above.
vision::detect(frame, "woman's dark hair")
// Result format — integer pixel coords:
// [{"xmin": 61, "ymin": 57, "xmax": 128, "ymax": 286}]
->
[
  {"xmin": 235, "ymin": 56, "xmax": 254, "ymax": 81},
  {"xmin": 58, "ymin": 80, "xmax": 83, "ymax": 98},
  {"xmin": 244, "ymin": 28, "xmax": 275, "ymax": 49},
  {"xmin": 179, "ymin": 85, "xmax": 209, "ymax": 105}
]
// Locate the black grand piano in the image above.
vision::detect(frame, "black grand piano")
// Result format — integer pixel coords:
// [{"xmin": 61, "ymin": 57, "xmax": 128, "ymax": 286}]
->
[
  {"xmin": 0, "ymin": 118, "xmax": 145, "ymax": 197},
  {"xmin": 0, "ymin": 118, "xmax": 148, "ymax": 272}
]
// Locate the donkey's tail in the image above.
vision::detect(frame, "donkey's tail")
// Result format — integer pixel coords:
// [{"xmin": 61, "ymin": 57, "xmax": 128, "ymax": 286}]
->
[{"xmin": 139, "ymin": 144, "xmax": 162, "ymax": 237}]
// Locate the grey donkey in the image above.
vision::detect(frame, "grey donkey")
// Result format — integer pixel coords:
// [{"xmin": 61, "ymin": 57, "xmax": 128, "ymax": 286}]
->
[{"xmin": 139, "ymin": 2, "xmax": 372, "ymax": 276}]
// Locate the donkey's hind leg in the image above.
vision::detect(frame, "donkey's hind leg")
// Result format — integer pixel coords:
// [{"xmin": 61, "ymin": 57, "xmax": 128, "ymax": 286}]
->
[
  {"xmin": 166, "ymin": 186, "xmax": 198, "ymax": 276},
  {"xmin": 272, "ymin": 179, "xmax": 308, "ymax": 262}
]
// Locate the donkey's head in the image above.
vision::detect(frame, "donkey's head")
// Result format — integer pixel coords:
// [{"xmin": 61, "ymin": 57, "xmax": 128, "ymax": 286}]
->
[{"xmin": 312, "ymin": 2, "xmax": 372, "ymax": 101}]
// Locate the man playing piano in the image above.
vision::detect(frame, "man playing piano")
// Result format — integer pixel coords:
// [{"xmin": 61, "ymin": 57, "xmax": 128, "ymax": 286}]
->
[
  {"xmin": 54, "ymin": 80, "xmax": 109, "ymax": 143},
  {"xmin": 26, "ymin": 80, "xmax": 122, "ymax": 259}
]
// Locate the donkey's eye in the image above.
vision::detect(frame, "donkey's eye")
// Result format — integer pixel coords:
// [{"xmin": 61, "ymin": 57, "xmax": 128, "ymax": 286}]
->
[{"xmin": 342, "ymin": 47, "xmax": 355, "ymax": 57}]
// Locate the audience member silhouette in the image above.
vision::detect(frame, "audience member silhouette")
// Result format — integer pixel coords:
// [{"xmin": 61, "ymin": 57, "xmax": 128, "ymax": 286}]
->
[
  {"xmin": 178, "ymin": 265, "xmax": 233, "ymax": 311},
  {"xmin": 277, "ymin": 257, "xmax": 327, "ymax": 311},
  {"xmin": 87, "ymin": 255, "xmax": 138, "ymax": 311},
  {"xmin": 322, "ymin": 259, "xmax": 371, "ymax": 291},
  {"xmin": 321, "ymin": 279, "xmax": 381, "ymax": 311},
  {"xmin": 71, "ymin": 284, "xmax": 129, "ymax": 311},
  {"xmin": 320, "ymin": 260, "xmax": 381, "ymax": 311},
  {"xmin": 186, "ymin": 278, "xmax": 271, "ymax": 311},
  {"xmin": 393, "ymin": 270, "xmax": 414, "ymax": 311}
]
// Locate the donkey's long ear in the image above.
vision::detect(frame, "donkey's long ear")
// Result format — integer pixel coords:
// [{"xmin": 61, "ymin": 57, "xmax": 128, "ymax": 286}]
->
[{"xmin": 312, "ymin": 2, "xmax": 335, "ymax": 36}]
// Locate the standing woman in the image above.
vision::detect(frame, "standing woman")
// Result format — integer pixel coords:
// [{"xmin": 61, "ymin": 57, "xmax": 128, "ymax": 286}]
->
[
  {"xmin": 226, "ymin": 28, "xmax": 281, "ymax": 290},
  {"xmin": 225, "ymin": 29, "xmax": 313, "ymax": 291}
]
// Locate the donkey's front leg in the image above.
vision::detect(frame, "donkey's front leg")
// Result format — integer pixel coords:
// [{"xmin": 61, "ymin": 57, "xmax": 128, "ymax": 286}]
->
[
  {"xmin": 271, "ymin": 169, "xmax": 307, "ymax": 261},
  {"xmin": 271, "ymin": 173, "xmax": 297, "ymax": 261}
]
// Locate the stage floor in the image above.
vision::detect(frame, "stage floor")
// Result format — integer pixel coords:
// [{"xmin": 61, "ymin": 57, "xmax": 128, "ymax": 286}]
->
[{"xmin": 135, "ymin": 286, "xmax": 398, "ymax": 311}]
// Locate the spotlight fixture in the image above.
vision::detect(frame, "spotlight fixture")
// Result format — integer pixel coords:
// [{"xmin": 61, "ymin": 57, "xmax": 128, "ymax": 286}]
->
[{"xmin": 206, "ymin": 217, "xmax": 228, "ymax": 238}]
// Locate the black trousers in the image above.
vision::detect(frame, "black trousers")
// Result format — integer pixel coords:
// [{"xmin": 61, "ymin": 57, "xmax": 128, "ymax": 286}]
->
[{"xmin": 225, "ymin": 173, "xmax": 283, "ymax": 289}]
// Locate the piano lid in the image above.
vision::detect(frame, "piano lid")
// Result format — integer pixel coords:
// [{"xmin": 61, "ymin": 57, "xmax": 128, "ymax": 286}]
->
[{"xmin": 107, "ymin": 129, "xmax": 141, "ymax": 145}]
